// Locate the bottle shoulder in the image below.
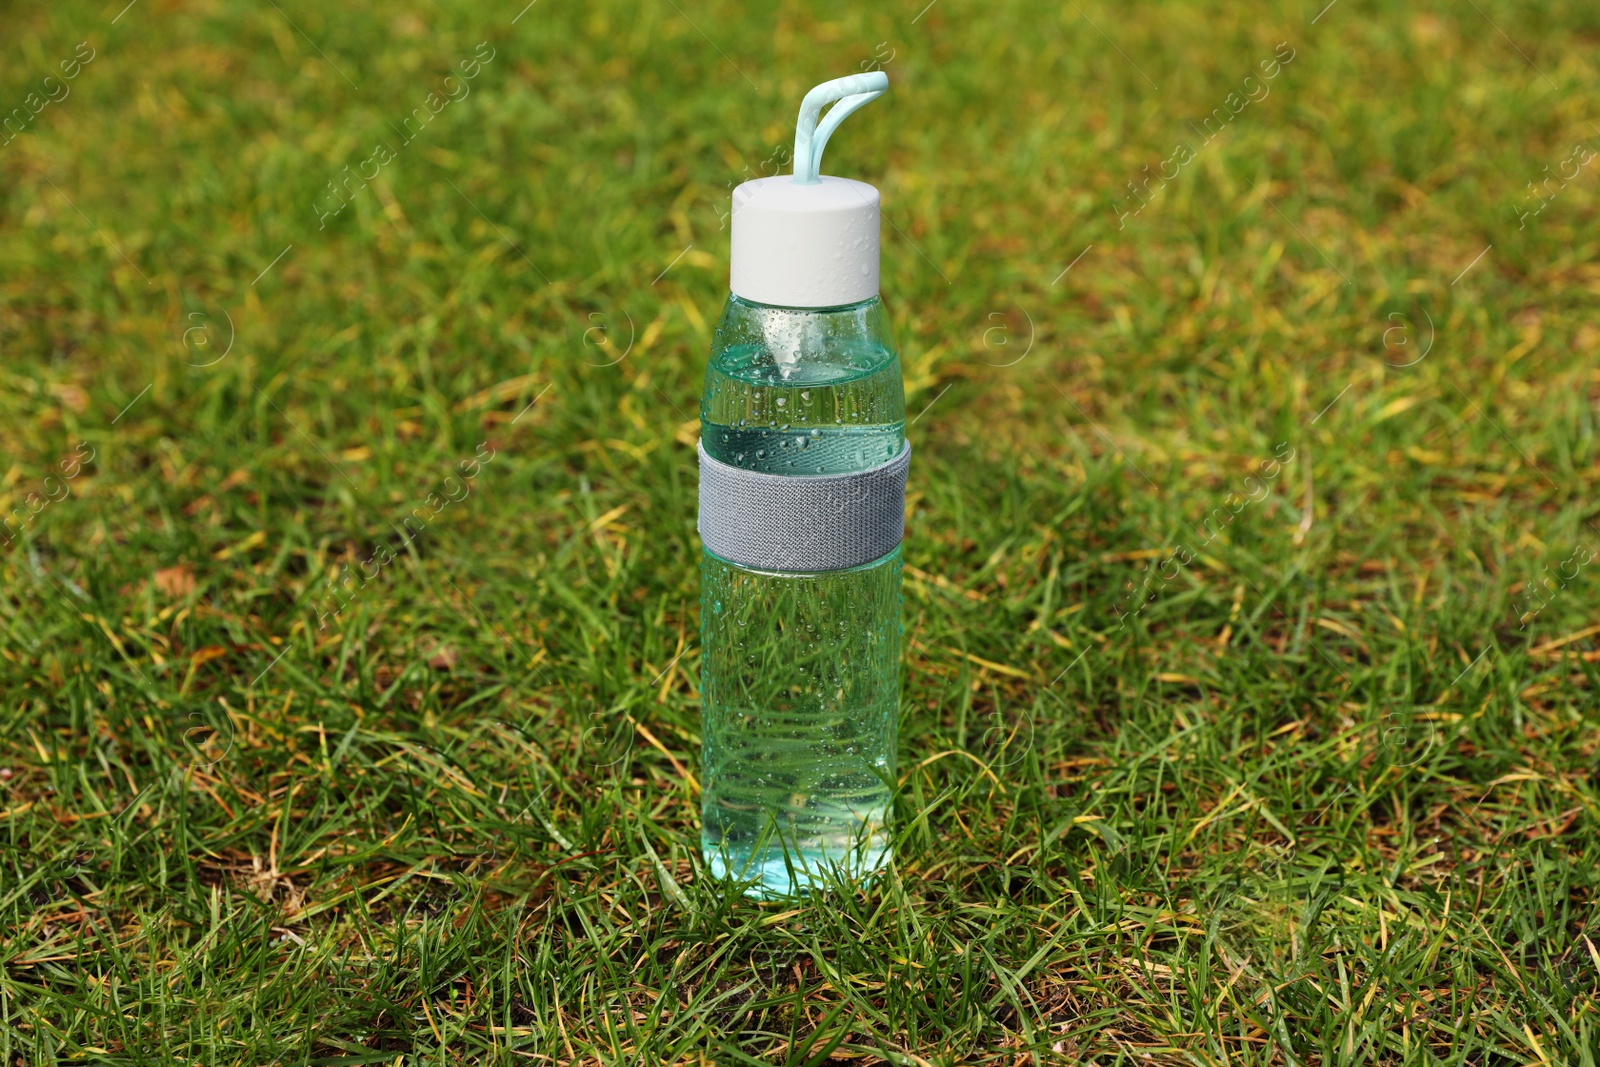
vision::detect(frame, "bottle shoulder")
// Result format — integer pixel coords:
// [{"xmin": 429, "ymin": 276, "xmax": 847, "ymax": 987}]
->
[
  {"xmin": 708, "ymin": 295, "xmax": 900, "ymax": 387},
  {"xmin": 702, "ymin": 294, "xmax": 904, "ymax": 474}
]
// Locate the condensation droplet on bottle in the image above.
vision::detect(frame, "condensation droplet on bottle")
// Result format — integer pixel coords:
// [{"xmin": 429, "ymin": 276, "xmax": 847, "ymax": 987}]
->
[{"xmin": 775, "ymin": 397, "xmax": 787, "ymax": 407}]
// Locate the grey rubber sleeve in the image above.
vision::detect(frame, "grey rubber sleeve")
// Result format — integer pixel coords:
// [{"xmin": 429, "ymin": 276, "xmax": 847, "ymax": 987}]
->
[{"xmin": 698, "ymin": 440, "xmax": 911, "ymax": 572}]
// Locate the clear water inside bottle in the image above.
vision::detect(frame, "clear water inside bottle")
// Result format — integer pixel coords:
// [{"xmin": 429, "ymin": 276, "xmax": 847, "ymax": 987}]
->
[{"xmin": 699, "ymin": 295, "xmax": 905, "ymax": 896}]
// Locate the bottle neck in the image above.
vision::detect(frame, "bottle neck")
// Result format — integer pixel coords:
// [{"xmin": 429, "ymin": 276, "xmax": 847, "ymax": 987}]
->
[{"xmin": 729, "ymin": 294, "xmax": 881, "ymax": 314}]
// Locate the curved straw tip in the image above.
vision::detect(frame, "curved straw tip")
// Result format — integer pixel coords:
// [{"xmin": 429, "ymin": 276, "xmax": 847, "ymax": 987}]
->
[
  {"xmin": 805, "ymin": 71, "xmax": 888, "ymax": 101},
  {"xmin": 792, "ymin": 71, "xmax": 890, "ymax": 183}
]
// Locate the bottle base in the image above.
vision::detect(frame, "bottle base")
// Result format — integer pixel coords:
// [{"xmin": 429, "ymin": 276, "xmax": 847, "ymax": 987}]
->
[{"xmin": 702, "ymin": 836, "xmax": 890, "ymax": 899}]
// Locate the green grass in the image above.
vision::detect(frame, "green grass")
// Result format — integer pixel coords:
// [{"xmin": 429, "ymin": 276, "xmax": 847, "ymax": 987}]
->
[{"xmin": 3, "ymin": 0, "xmax": 1600, "ymax": 1061}]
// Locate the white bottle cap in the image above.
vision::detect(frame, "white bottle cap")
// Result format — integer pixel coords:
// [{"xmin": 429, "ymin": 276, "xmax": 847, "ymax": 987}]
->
[
  {"xmin": 730, "ymin": 176, "xmax": 879, "ymax": 308},
  {"xmin": 727, "ymin": 72, "xmax": 888, "ymax": 309}
]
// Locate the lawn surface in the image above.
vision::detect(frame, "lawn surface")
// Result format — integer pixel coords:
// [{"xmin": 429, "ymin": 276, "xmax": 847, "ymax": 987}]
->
[{"xmin": 3, "ymin": 0, "xmax": 1600, "ymax": 1062}]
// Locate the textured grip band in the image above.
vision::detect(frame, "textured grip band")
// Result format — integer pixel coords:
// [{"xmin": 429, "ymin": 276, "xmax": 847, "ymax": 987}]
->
[{"xmin": 698, "ymin": 439, "xmax": 911, "ymax": 572}]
